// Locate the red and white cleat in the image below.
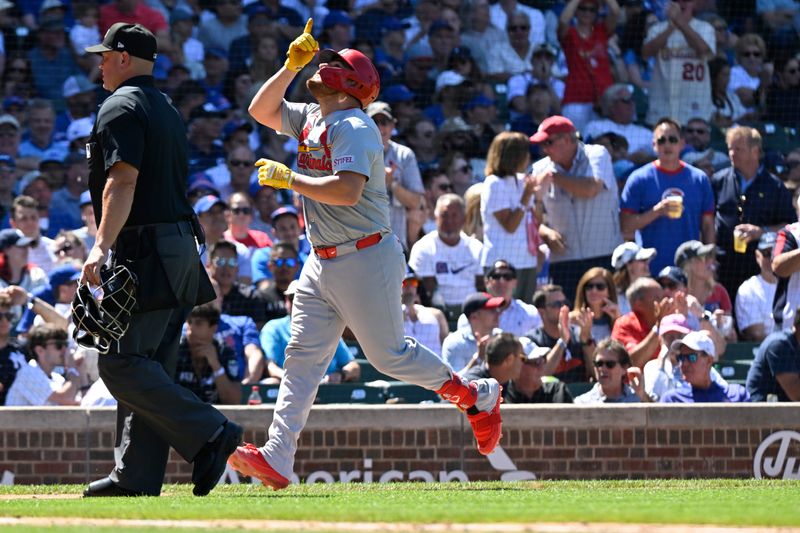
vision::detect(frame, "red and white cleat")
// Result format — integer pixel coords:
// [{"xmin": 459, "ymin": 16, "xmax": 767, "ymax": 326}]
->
[{"xmin": 227, "ymin": 443, "xmax": 290, "ymax": 490}]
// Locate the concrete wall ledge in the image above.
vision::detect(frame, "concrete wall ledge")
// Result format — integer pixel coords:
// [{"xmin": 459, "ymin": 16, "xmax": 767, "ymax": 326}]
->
[{"xmin": 2, "ymin": 404, "xmax": 798, "ymax": 431}]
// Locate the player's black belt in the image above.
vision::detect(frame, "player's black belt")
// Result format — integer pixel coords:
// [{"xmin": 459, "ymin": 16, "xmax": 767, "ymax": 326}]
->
[{"xmin": 119, "ymin": 220, "xmax": 193, "ymax": 238}]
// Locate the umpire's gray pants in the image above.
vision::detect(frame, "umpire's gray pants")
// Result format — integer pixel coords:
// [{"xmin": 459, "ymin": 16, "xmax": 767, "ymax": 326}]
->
[{"xmin": 263, "ymin": 234, "xmax": 452, "ymax": 478}]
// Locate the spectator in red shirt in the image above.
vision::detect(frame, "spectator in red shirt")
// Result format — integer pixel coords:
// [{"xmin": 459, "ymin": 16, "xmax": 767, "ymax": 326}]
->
[
  {"xmin": 557, "ymin": 0, "xmax": 620, "ymax": 132},
  {"xmin": 223, "ymin": 191, "xmax": 272, "ymax": 251},
  {"xmin": 611, "ymin": 276, "xmax": 674, "ymax": 368},
  {"xmin": 99, "ymin": 1, "xmax": 169, "ymax": 53}
]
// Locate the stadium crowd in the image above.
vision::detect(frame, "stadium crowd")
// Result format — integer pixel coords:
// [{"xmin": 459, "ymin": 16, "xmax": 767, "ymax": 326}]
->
[{"xmin": 0, "ymin": 0, "xmax": 798, "ymax": 407}]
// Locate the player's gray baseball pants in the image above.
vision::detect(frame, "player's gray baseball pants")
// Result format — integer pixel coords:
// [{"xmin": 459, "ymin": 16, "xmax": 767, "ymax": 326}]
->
[{"xmin": 262, "ymin": 233, "xmax": 452, "ymax": 478}]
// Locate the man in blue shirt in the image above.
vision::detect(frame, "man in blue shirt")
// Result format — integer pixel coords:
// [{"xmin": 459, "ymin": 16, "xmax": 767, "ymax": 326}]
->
[
  {"xmin": 260, "ymin": 280, "xmax": 360, "ymax": 383},
  {"xmin": 621, "ymin": 118, "xmax": 716, "ymax": 274},
  {"xmin": 747, "ymin": 309, "xmax": 800, "ymax": 401},
  {"xmin": 661, "ymin": 330, "xmax": 749, "ymax": 403}
]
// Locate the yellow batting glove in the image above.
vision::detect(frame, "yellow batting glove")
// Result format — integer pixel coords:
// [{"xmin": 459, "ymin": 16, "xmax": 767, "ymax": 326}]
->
[
  {"xmin": 285, "ymin": 19, "xmax": 319, "ymax": 72},
  {"xmin": 256, "ymin": 158, "xmax": 295, "ymax": 189}
]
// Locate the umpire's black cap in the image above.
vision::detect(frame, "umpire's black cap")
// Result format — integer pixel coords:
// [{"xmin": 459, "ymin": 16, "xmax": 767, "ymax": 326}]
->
[{"xmin": 85, "ymin": 22, "xmax": 158, "ymax": 62}]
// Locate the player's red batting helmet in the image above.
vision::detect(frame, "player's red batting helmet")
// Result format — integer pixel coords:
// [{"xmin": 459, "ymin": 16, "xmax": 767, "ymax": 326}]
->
[{"xmin": 318, "ymin": 48, "xmax": 380, "ymax": 109}]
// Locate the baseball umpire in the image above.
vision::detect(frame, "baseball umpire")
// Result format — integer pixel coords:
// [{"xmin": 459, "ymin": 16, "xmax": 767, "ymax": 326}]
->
[
  {"xmin": 227, "ymin": 19, "xmax": 503, "ymax": 490},
  {"xmin": 80, "ymin": 23, "xmax": 242, "ymax": 497}
]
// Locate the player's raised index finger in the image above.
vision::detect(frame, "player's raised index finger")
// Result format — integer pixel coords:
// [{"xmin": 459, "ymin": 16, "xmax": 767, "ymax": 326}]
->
[{"xmin": 304, "ymin": 18, "xmax": 313, "ymax": 35}]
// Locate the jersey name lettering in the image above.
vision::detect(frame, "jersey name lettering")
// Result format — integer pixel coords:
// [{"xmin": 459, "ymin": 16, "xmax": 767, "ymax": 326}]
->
[{"xmin": 297, "ymin": 152, "xmax": 332, "ymax": 172}]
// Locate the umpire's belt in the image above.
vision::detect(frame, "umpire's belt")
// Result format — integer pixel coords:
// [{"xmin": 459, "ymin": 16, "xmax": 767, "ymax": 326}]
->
[
  {"xmin": 314, "ymin": 232, "xmax": 383, "ymax": 260},
  {"xmin": 119, "ymin": 220, "xmax": 193, "ymax": 238}
]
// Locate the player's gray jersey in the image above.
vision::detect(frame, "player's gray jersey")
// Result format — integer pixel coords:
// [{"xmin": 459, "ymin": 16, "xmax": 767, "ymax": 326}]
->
[{"xmin": 281, "ymin": 101, "xmax": 390, "ymax": 248}]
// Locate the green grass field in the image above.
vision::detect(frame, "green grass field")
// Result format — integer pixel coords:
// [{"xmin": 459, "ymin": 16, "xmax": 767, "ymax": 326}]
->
[{"xmin": 1, "ymin": 480, "xmax": 799, "ymax": 531}]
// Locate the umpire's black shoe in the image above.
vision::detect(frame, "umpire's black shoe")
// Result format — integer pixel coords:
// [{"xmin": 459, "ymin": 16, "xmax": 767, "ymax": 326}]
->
[
  {"xmin": 83, "ymin": 477, "xmax": 147, "ymax": 497},
  {"xmin": 192, "ymin": 420, "xmax": 244, "ymax": 496}
]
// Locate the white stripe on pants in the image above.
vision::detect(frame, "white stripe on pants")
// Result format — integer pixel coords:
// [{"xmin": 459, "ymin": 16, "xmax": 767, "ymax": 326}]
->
[{"xmin": 263, "ymin": 234, "xmax": 453, "ymax": 478}]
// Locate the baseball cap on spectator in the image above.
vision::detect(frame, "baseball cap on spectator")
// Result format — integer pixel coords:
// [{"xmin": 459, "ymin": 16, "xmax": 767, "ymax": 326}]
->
[
  {"xmin": 449, "ymin": 46, "xmax": 473, "ymax": 62},
  {"xmin": 323, "ymin": 10, "xmax": 353, "ymax": 29},
  {"xmin": 0, "ymin": 114, "xmax": 20, "ymax": 130},
  {"xmin": 205, "ymin": 47, "xmax": 228, "ymax": 60},
  {"xmin": 193, "ymin": 195, "xmax": 227, "ymax": 215},
  {"xmin": 222, "ymin": 120, "xmax": 253, "ymax": 141},
  {"xmin": 670, "ymin": 330, "xmax": 716, "ymax": 360},
  {"xmin": 67, "ymin": 117, "xmax": 94, "ymax": 143},
  {"xmin": 39, "ymin": 0, "xmax": 64, "ymax": 13},
  {"xmin": 657, "ymin": 265, "xmax": 688, "ymax": 287},
  {"xmin": 674, "ymin": 240, "xmax": 716, "ymax": 268},
  {"xmin": 405, "ymin": 42, "xmax": 434, "ymax": 62},
  {"xmin": 658, "ymin": 313, "xmax": 691, "ymax": 336},
  {"xmin": 530, "ymin": 115, "xmax": 576, "ymax": 143},
  {"xmin": 366, "ymin": 101, "xmax": 393, "ymax": 120},
  {"xmin": 62, "ymin": 75, "xmax": 95, "ymax": 99},
  {"xmin": 382, "ymin": 17, "xmax": 409, "ymax": 34},
  {"xmin": 39, "ymin": 149, "xmax": 65, "ymax": 166},
  {"xmin": 170, "ymin": 7, "xmax": 197, "ymax": 25},
  {"xmin": 3, "ymin": 96, "xmax": 26, "ymax": 111},
  {"xmin": 759, "ymin": 231, "xmax": 777, "ymax": 250},
  {"xmin": 462, "ymin": 292, "xmax": 505, "ymax": 318},
  {"xmin": 532, "ymin": 43, "xmax": 558, "ymax": 58},
  {"xmin": 429, "ymin": 19, "xmax": 455, "ymax": 35},
  {"xmin": 0, "ymin": 154, "xmax": 15, "ymax": 168},
  {"xmin": 435, "ymin": 70, "xmax": 465, "ymax": 93},
  {"xmin": 487, "ymin": 260, "xmax": 517, "ymax": 278},
  {"xmin": 462, "ymin": 94, "xmax": 495, "ymax": 112},
  {"xmin": 48, "ymin": 264, "xmax": 81, "ymax": 287},
  {"xmin": 284, "ymin": 279, "xmax": 300, "ymax": 297},
  {"xmin": 270, "ymin": 206, "xmax": 299, "ymax": 223},
  {"xmin": 187, "ymin": 177, "xmax": 221, "ymax": 197},
  {"xmin": 611, "ymin": 241, "xmax": 657, "ymax": 270},
  {"xmin": 0, "ymin": 229, "xmax": 33, "ymax": 250},
  {"xmin": 383, "ymin": 85, "xmax": 414, "ymax": 104},
  {"xmin": 86, "ymin": 23, "xmax": 158, "ymax": 62},
  {"xmin": 79, "ymin": 190, "xmax": 92, "ymax": 207},
  {"xmin": 525, "ymin": 345, "xmax": 551, "ymax": 362},
  {"xmin": 440, "ymin": 116, "xmax": 473, "ymax": 134},
  {"xmin": 190, "ymin": 104, "xmax": 225, "ymax": 122}
]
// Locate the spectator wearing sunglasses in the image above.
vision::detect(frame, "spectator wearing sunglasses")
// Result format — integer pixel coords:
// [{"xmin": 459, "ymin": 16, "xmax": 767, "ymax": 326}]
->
[
  {"xmin": 419, "ymin": 167, "xmax": 454, "ymax": 235},
  {"xmin": 15, "ymin": 262, "xmax": 79, "ymax": 336},
  {"xmin": 457, "ymin": 260, "xmax": 542, "ymax": 336},
  {"xmin": 5, "ymin": 323, "xmax": 79, "ymax": 406},
  {"xmin": 765, "ymin": 56, "xmax": 800, "ymax": 128},
  {"xmin": 661, "ymin": 330, "xmax": 749, "ymax": 403},
  {"xmin": 208, "ymin": 240, "xmax": 271, "ymax": 329},
  {"xmin": 571, "ymin": 267, "xmax": 619, "ymax": 343},
  {"xmin": 259, "ymin": 242, "xmax": 301, "ymax": 322},
  {"xmin": 251, "ymin": 206, "xmax": 309, "ymax": 291},
  {"xmin": 574, "ymin": 338, "xmax": 650, "ymax": 404},
  {"xmin": 506, "ymin": 345, "xmax": 574, "ymax": 404},
  {"xmin": 727, "ymin": 34, "xmax": 770, "ymax": 113},
  {"xmin": 711, "ymin": 126, "xmax": 795, "ymax": 298},
  {"xmin": 530, "ymin": 116, "xmax": 622, "ymax": 303},
  {"xmin": 402, "ymin": 270, "xmax": 448, "ymax": 357},
  {"xmin": 736, "ymin": 232, "xmax": 779, "ymax": 341},
  {"xmin": 681, "ymin": 117, "xmax": 729, "ymax": 176},
  {"xmin": 205, "ymin": 145, "xmax": 258, "ymax": 200},
  {"xmin": 194, "ymin": 195, "xmax": 251, "ymax": 282},
  {"xmin": 367, "ymin": 101, "xmax": 424, "ymax": 250},
  {"xmin": 621, "ymin": 118, "xmax": 716, "ymax": 275},
  {"xmin": 526, "ymin": 284, "xmax": 594, "ymax": 383},
  {"xmin": 260, "ymin": 280, "xmax": 360, "ymax": 385},
  {"xmin": 641, "ymin": 0, "xmax": 715, "ymax": 126},
  {"xmin": 223, "ymin": 191, "xmax": 272, "ymax": 256}
]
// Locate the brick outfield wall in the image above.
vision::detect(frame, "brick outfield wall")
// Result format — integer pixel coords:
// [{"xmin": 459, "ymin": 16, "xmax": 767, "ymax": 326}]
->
[{"xmin": 1, "ymin": 404, "xmax": 799, "ymax": 485}]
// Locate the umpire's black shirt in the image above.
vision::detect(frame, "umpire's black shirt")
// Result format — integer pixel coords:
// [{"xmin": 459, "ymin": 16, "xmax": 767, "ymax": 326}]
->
[{"xmin": 87, "ymin": 75, "xmax": 195, "ymax": 227}]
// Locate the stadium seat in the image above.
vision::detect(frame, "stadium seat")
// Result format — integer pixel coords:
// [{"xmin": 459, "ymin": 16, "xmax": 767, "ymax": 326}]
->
[
  {"xmin": 241, "ymin": 383, "xmax": 281, "ymax": 404},
  {"xmin": 721, "ymin": 342, "xmax": 759, "ymax": 361},
  {"xmin": 315, "ymin": 383, "xmax": 386, "ymax": 404},
  {"xmin": 354, "ymin": 358, "xmax": 394, "ymax": 382},
  {"xmin": 383, "ymin": 381, "xmax": 441, "ymax": 404},
  {"xmin": 715, "ymin": 359, "xmax": 753, "ymax": 382},
  {"xmin": 565, "ymin": 381, "xmax": 593, "ymax": 398}
]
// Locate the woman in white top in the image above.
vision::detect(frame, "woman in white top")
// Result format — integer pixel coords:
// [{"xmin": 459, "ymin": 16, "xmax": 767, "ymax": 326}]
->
[
  {"xmin": 480, "ymin": 132, "xmax": 542, "ymax": 304},
  {"xmin": 727, "ymin": 33, "xmax": 770, "ymax": 112},
  {"xmin": 610, "ymin": 241, "xmax": 655, "ymax": 315},
  {"xmin": 401, "ymin": 271, "xmax": 448, "ymax": 357}
]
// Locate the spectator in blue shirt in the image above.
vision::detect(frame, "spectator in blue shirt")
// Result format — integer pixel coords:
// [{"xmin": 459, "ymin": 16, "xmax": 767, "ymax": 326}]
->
[
  {"xmin": 747, "ymin": 310, "xmax": 800, "ymax": 402},
  {"xmin": 661, "ymin": 330, "xmax": 750, "ymax": 403},
  {"xmin": 260, "ymin": 280, "xmax": 360, "ymax": 384}
]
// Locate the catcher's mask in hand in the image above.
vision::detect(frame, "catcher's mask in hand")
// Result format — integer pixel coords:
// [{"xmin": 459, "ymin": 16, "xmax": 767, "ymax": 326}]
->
[{"xmin": 71, "ymin": 264, "xmax": 138, "ymax": 354}]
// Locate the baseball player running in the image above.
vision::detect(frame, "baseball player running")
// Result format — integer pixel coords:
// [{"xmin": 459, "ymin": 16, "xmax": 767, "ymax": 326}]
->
[{"xmin": 227, "ymin": 20, "xmax": 502, "ymax": 489}]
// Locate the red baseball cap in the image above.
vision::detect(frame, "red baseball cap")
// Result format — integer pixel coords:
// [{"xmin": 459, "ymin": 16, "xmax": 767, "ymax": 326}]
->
[{"xmin": 529, "ymin": 116, "xmax": 576, "ymax": 143}]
